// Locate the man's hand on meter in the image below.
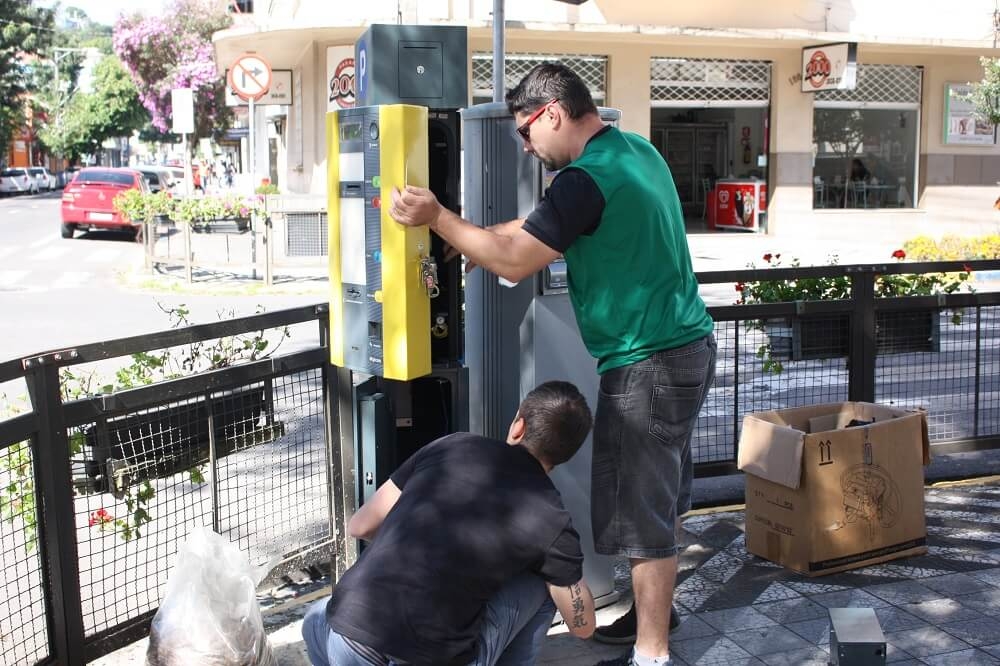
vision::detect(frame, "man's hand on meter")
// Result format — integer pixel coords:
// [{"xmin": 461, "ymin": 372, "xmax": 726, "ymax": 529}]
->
[{"xmin": 390, "ymin": 186, "xmax": 441, "ymax": 228}]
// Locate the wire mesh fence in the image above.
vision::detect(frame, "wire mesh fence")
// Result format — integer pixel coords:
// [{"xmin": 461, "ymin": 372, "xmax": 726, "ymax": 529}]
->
[{"xmin": 0, "ymin": 427, "xmax": 50, "ymax": 665}]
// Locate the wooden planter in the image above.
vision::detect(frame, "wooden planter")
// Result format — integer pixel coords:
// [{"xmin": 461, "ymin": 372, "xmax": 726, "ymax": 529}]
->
[{"xmin": 764, "ymin": 310, "xmax": 940, "ymax": 361}]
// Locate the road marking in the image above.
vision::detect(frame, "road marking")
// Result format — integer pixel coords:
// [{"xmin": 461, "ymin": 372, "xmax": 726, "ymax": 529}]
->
[
  {"xmin": 0, "ymin": 246, "xmax": 18, "ymax": 260},
  {"xmin": 29, "ymin": 237, "xmax": 50, "ymax": 248},
  {"xmin": 0, "ymin": 270, "xmax": 29, "ymax": 286},
  {"xmin": 84, "ymin": 247, "xmax": 122, "ymax": 263},
  {"xmin": 50, "ymin": 271, "xmax": 91, "ymax": 289},
  {"xmin": 29, "ymin": 246, "xmax": 70, "ymax": 261}
]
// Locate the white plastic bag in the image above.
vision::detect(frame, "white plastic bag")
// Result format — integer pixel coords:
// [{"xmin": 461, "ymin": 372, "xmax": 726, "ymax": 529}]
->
[{"xmin": 146, "ymin": 527, "xmax": 276, "ymax": 666}]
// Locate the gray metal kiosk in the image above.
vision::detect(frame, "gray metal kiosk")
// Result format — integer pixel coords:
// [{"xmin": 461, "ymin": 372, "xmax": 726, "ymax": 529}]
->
[{"xmin": 462, "ymin": 102, "xmax": 621, "ymax": 606}]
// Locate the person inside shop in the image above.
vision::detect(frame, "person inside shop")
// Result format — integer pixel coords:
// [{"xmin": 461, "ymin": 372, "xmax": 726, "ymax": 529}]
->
[
  {"xmin": 850, "ymin": 157, "xmax": 871, "ymax": 182},
  {"xmin": 301, "ymin": 380, "xmax": 597, "ymax": 666},
  {"xmin": 388, "ymin": 63, "xmax": 716, "ymax": 666}
]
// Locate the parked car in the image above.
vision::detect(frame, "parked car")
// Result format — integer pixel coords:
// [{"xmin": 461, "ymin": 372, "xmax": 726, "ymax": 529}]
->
[
  {"xmin": 0, "ymin": 168, "xmax": 40, "ymax": 195},
  {"xmin": 28, "ymin": 167, "xmax": 58, "ymax": 191},
  {"xmin": 135, "ymin": 167, "xmax": 174, "ymax": 194},
  {"xmin": 60, "ymin": 167, "xmax": 149, "ymax": 239}
]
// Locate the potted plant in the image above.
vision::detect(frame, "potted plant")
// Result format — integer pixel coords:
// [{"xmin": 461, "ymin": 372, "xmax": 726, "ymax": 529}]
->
[
  {"xmin": 736, "ymin": 251, "xmax": 973, "ymax": 373},
  {"xmin": 173, "ymin": 194, "xmax": 265, "ymax": 233}
]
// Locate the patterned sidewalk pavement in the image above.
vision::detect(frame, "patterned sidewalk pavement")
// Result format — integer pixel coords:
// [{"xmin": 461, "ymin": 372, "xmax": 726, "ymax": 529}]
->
[{"xmin": 539, "ymin": 478, "xmax": 1000, "ymax": 665}]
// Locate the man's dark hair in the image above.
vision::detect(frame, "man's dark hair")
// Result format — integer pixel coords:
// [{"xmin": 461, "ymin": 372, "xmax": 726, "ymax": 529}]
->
[
  {"xmin": 517, "ymin": 381, "xmax": 593, "ymax": 467},
  {"xmin": 505, "ymin": 63, "xmax": 598, "ymax": 120}
]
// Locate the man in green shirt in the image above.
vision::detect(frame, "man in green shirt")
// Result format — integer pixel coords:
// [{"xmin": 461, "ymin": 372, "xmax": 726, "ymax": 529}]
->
[{"xmin": 390, "ymin": 63, "xmax": 716, "ymax": 666}]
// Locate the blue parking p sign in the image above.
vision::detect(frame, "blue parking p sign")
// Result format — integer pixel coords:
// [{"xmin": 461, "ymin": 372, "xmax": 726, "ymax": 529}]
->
[{"xmin": 356, "ymin": 40, "xmax": 368, "ymax": 103}]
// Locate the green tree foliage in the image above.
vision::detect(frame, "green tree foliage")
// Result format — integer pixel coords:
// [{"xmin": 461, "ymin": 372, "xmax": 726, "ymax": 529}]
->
[
  {"xmin": 0, "ymin": 1, "xmax": 54, "ymax": 157},
  {"xmin": 970, "ymin": 57, "xmax": 1000, "ymax": 126},
  {"xmin": 38, "ymin": 56, "xmax": 148, "ymax": 163}
]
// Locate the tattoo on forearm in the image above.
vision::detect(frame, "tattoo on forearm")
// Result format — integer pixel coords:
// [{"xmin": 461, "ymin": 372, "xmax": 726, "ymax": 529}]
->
[{"xmin": 569, "ymin": 583, "xmax": 588, "ymax": 629}]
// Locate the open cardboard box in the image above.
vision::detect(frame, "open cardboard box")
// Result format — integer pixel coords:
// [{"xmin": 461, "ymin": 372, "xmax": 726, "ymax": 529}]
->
[{"xmin": 738, "ymin": 402, "xmax": 930, "ymax": 576}]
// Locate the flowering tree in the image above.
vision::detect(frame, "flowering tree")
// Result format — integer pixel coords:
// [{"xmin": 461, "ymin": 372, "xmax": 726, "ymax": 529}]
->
[{"xmin": 113, "ymin": 0, "xmax": 232, "ymax": 139}]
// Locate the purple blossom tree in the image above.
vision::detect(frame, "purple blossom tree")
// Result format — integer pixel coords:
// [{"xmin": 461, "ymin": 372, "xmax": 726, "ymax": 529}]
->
[{"xmin": 113, "ymin": 0, "xmax": 232, "ymax": 138}]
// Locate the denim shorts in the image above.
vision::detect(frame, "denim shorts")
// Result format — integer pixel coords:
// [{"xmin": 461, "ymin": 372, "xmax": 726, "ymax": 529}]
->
[{"xmin": 592, "ymin": 334, "xmax": 717, "ymax": 559}]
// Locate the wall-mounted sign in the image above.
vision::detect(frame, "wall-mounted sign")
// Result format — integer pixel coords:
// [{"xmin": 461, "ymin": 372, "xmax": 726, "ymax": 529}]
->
[
  {"xmin": 326, "ymin": 45, "xmax": 356, "ymax": 112},
  {"xmin": 225, "ymin": 70, "xmax": 293, "ymax": 106},
  {"xmin": 801, "ymin": 42, "xmax": 857, "ymax": 92},
  {"xmin": 943, "ymin": 82, "xmax": 995, "ymax": 146}
]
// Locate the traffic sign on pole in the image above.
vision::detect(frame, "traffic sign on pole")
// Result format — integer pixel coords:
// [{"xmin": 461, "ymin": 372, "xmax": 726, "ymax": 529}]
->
[{"xmin": 228, "ymin": 53, "xmax": 273, "ymax": 101}]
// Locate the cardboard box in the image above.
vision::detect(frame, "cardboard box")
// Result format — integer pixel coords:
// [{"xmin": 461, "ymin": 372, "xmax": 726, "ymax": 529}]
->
[{"xmin": 738, "ymin": 402, "xmax": 930, "ymax": 576}]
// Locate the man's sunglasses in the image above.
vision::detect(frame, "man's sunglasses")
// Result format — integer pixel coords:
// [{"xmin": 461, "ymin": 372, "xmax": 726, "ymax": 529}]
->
[{"xmin": 515, "ymin": 99, "xmax": 559, "ymax": 142}]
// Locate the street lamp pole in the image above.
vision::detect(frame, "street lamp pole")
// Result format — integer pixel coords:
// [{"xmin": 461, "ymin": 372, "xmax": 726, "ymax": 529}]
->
[{"xmin": 51, "ymin": 47, "xmax": 92, "ymax": 170}]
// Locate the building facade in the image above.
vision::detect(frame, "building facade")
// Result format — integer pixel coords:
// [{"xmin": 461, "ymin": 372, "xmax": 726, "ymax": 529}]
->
[{"xmin": 212, "ymin": 0, "xmax": 1000, "ymax": 234}]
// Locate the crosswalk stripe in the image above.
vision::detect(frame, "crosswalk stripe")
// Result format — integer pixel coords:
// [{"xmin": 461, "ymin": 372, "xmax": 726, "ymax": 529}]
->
[
  {"xmin": 84, "ymin": 247, "xmax": 122, "ymax": 263},
  {"xmin": 0, "ymin": 270, "xmax": 29, "ymax": 286},
  {"xmin": 28, "ymin": 237, "xmax": 49, "ymax": 248},
  {"xmin": 29, "ymin": 246, "xmax": 70, "ymax": 261},
  {"xmin": 50, "ymin": 271, "xmax": 91, "ymax": 289}
]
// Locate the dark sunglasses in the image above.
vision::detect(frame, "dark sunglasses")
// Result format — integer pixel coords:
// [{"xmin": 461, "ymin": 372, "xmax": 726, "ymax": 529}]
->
[{"xmin": 515, "ymin": 99, "xmax": 559, "ymax": 142}]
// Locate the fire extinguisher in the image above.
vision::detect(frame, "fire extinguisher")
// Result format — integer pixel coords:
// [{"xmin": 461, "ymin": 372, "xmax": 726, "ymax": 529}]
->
[{"xmin": 743, "ymin": 143, "xmax": 752, "ymax": 165}]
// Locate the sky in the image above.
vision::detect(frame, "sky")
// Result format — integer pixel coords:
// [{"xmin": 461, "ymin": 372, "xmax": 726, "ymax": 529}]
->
[{"xmin": 43, "ymin": 0, "xmax": 168, "ymax": 28}]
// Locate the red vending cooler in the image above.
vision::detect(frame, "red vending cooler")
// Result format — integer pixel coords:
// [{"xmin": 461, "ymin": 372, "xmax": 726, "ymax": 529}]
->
[{"xmin": 710, "ymin": 179, "xmax": 767, "ymax": 232}]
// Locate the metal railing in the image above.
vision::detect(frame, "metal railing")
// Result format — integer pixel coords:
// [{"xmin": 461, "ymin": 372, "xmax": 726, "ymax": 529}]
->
[
  {"xmin": 1, "ymin": 260, "xmax": 1000, "ymax": 664},
  {"xmin": 0, "ymin": 305, "xmax": 352, "ymax": 665}
]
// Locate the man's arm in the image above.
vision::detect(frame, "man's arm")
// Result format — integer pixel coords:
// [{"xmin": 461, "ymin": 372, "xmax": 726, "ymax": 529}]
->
[
  {"xmin": 547, "ymin": 579, "xmax": 596, "ymax": 639},
  {"xmin": 391, "ymin": 186, "xmax": 558, "ymax": 283},
  {"xmin": 347, "ymin": 479, "xmax": 401, "ymax": 543}
]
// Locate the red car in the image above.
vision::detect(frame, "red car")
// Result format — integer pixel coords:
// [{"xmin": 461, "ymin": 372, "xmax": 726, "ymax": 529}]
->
[{"xmin": 60, "ymin": 167, "xmax": 149, "ymax": 239}]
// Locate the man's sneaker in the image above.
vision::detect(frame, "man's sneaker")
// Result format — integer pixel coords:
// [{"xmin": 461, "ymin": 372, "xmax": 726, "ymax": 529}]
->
[{"xmin": 592, "ymin": 602, "xmax": 681, "ymax": 645}]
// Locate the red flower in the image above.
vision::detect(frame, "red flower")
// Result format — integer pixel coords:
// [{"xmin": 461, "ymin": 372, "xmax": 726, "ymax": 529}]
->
[
  {"xmin": 763, "ymin": 253, "xmax": 773, "ymax": 262},
  {"xmin": 963, "ymin": 264, "xmax": 973, "ymax": 273},
  {"xmin": 89, "ymin": 508, "xmax": 113, "ymax": 527},
  {"xmin": 735, "ymin": 282, "xmax": 745, "ymax": 292},
  {"xmin": 892, "ymin": 249, "xmax": 906, "ymax": 260}
]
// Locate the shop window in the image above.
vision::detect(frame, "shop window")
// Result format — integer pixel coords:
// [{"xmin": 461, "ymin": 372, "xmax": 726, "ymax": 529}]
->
[{"xmin": 812, "ymin": 64, "xmax": 921, "ymax": 210}]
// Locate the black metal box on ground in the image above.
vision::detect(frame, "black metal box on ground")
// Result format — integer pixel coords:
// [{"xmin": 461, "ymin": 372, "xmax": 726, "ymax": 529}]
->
[
  {"xmin": 829, "ymin": 608, "xmax": 886, "ymax": 665},
  {"xmin": 355, "ymin": 24, "xmax": 468, "ymax": 108}
]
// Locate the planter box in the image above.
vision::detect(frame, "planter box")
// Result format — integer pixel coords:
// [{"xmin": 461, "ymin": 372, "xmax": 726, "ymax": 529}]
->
[
  {"xmin": 191, "ymin": 217, "xmax": 251, "ymax": 234},
  {"xmin": 764, "ymin": 310, "xmax": 940, "ymax": 361}
]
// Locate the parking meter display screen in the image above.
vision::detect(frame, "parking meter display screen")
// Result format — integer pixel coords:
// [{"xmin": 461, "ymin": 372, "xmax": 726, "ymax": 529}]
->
[{"xmin": 340, "ymin": 122, "xmax": 364, "ymax": 142}]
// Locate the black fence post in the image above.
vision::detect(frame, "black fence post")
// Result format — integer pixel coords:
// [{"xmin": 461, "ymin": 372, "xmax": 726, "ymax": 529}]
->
[
  {"xmin": 848, "ymin": 267, "xmax": 879, "ymax": 403},
  {"xmin": 23, "ymin": 352, "xmax": 87, "ymax": 666}
]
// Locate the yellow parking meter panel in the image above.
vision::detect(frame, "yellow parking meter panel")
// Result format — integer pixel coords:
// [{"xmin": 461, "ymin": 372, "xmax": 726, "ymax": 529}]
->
[{"xmin": 327, "ymin": 104, "xmax": 431, "ymax": 381}]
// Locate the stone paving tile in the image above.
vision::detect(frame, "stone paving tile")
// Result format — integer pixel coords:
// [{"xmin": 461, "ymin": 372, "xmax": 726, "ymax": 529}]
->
[
  {"xmin": 919, "ymin": 572, "xmax": 993, "ymax": 596},
  {"xmin": 984, "ymin": 644, "xmax": 1000, "ymax": 658},
  {"xmin": 756, "ymin": 646, "xmax": 829, "ymax": 665},
  {"xmin": 899, "ymin": 597, "xmax": 988, "ymax": 625},
  {"xmin": 784, "ymin": 618, "xmax": 830, "ymax": 647},
  {"xmin": 668, "ymin": 635, "xmax": 758, "ymax": 665},
  {"xmin": 752, "ymin": 597, "xmax": 829, "ymax": 624},
  {"xmin": 938, "ymin": 616, "xmax": 1000, "ymax": 647},
  {"xmin": 873, "ymin": 606, "xmax": 928, "ymax": 633},
  {"xmin": 675, "ymin": 573, "xmax": 722, "ymax": 613},
  {"xmin": 886, "ymin": 643, "xmax": 918, "ymax": 663},
  {"xmin": 670, "ymin": 614, "xmax": 720, "ymax": 641},
  {"xmin": 921, "ymin": 648, "xmax": 1000, "ymax": 665},
  {"xmin": 809, "ymin": 588, "xmax": 893, "ymax": 609},
  {"xmin": 886, "ymin": 625, "xmax": 974, "ymax": 658},
  {"xmin": 953, "ymin": 587, "xmax": 1000, "ymax": 617},
  {"xmin": 696, "ymin": 606, "xmax": 777, "ymax": 633},
  {"xmin": 781, "ymin": 579, "xmax": 851, "ymax": 595},
  {"xmin": 866, "ymin": 580, "xmax": 947, "ymax": 605},
  {"xmin": 722, "ymin": 625, "xmax": 813, "ymax": 657},
  {"xmin": 749, "ymin": 581, "xmax": 801, "ymax": 605},
  {"xmin": 968, "ymin": 567, "xmax": 1000, "ymax": 588}
]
